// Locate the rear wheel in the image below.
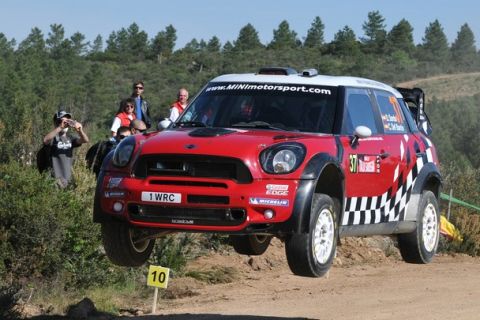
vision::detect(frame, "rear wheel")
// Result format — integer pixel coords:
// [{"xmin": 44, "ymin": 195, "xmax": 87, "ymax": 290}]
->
[
  {"xmin": 285, "ymin": 194, "xmax": 337, "ymax": 277},
  {"xmin": 230, "ymin": 235, "xmax": 272, "ymax": 255},
  {"xmin": 101, "ymin": 222, "xmax": 155, "ymax": 266},
  {"xmin": 398, "ymin": 190, "xmax": 440, "ymax": 263}
]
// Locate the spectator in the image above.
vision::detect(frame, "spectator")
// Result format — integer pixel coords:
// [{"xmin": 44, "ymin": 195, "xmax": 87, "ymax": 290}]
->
[
  {"xmin": 111, "ymin": 98, "xmax": 136, "ymax": 137},
  {"xmin": 86, "ymin": 126, "xmax": 130, "ymax": 177},
  {"xmin": 131, "ymin": 80, "xmax": 152, "ymax": 128},
  {"xmin": 130, "ymin": 119, "xmax": 147, "ymax": 135},
  {"xmin": 169, "ymin": 88, "xmax": 189, "ymax": 122},
  {"xmin": 43, "ymin": 110, "xmax": 89, "ymax": 188}
]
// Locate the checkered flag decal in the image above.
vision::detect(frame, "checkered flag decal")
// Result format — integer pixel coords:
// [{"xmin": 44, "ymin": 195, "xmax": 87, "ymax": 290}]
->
[{"xmin": 342, "ymin": 136, "xmax": 434, "ymax": 226}]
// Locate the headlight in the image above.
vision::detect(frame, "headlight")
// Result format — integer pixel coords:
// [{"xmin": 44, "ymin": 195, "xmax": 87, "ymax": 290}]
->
[
  {"xmin": 260, "ymin": 143, "xmax": 306, "ymax": 174},
  {"xmin": 112, "ymin": 136, "xmax": 136, "ymax": 167}
]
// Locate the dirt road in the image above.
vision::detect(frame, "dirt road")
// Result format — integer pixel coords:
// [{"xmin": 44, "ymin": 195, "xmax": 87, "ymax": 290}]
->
[{"xmin": 152, "ymin": 239, "xmax": 480, "ymax": 320}]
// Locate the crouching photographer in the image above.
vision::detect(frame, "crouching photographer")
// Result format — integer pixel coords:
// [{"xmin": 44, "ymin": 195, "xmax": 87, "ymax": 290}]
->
[{"xmin": 42, "ymin": 110, "xmax": 89, "ymax": 188}]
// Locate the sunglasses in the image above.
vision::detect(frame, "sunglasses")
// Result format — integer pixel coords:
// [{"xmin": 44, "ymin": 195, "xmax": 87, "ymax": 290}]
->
[
  {"xmin": 134, "ymin": 128, "xmax": 146, "ymax": 133},
  {"xmin": 135, "ymin": 86, "xmax": 144, "ymax": 90}
]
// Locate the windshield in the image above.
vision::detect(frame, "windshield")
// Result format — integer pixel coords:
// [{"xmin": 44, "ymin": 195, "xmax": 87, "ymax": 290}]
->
[{"xmin": 177, "ymin": 82, "xmax": 338, "ymax": 133}]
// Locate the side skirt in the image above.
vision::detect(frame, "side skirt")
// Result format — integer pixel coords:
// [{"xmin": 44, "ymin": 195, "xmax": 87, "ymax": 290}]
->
[{"xmin": 339, "ymin": 221, "xmax": 416, "ymax": 237}]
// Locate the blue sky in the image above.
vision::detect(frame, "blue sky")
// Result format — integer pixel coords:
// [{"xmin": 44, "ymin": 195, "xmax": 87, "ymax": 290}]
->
[{"xmin": 1, "ymin": 0, "xmax": 479, "ymax": 49}]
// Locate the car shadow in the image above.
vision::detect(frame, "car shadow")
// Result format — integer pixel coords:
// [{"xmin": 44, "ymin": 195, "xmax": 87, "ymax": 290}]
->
[{"xmin": 26, "ymin": 314, "xmax": 315, "ymax": 320}]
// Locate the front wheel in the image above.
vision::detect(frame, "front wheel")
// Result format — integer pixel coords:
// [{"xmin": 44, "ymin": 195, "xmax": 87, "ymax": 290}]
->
[
  {"xmin": 229, "ymin": 235, "xmax": 272, "ymax": 255},
  {"xmin": 285, "ymin": 194, "xmax": 338, "ymax": 277},
  {"xmin": 398, "ymin": 190, "xmax": 440, "ymax": 264},
  {"xmin": 101, "ymin": 222, "xmax": 155, "ymax": 267}
]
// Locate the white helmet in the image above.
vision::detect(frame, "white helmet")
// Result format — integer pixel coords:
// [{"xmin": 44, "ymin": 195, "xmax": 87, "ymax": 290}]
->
[{"xmin": 158, "ymin": 118, "xmax": 172, "ymax": 130}]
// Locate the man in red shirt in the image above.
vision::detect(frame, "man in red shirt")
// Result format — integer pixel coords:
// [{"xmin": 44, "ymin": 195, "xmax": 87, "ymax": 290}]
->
[{"xmin": 168, "ymin": 88, "xmax": 189, "ymax": 122}]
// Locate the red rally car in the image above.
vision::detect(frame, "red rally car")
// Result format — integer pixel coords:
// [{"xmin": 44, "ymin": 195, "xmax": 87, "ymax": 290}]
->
[{"xmin": 94, "ymin": 67, "xmax": 441, "ymax": 277}]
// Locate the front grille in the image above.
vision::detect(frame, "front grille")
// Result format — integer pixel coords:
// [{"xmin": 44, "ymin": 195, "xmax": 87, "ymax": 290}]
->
[
  {"xmin": 187, "ymin": 195, "xmax": 229, "ymax": 204},
  {"xmin": 128, "ymin": 204, "xmax": 245, "ymax": 226},
  {"xmin": 149, "ymin": 180, "xmax": 228, "ymax": 188},
  {"xmin": 134, "ymin": 155, "xmax": 253, "ymax": 183}
]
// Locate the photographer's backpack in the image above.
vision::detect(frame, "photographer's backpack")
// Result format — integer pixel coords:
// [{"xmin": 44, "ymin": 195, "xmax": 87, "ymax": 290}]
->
[{"xmin": 36, "ymin": 144, "xmax": 52, "ymax": 173}]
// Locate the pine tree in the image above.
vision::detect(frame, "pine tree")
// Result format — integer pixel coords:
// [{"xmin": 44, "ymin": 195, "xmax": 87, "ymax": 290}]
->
[
  {"xmin": 418, "ymin": 20, "xmax": 449, "ymax": 66},
  {"xmin": 331, "ymin": 26, "xmax": 359, "ymax": 56},
  {"xmin": 304, "ymin": 16, "xmax": 324, "ymax": 49},
  {"xmin": 269, "ymin": 20, "xmax": 299, "ymax": 49},
  {"xmin": 361, "ymin": 10, "xmax": 387, "ymax": 54},
  {"xmin": 387, "ymin": 19, "xmax": 415, "ymax": 55},
  {"xmin": 150, "ymin": 25, "xmax": 177, "ymax": 59},
  {"xmin": 451, "ymin": 23, "xmax": 477, "ymax": 70},
  {"xmin": 234, "ymin": 23, "xmax": 263, "ymax": 51}
]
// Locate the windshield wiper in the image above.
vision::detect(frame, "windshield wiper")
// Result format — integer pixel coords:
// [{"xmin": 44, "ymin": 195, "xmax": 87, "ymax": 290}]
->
[
  {"xmin": 174, "ymin": 121, "xmax": 207, "ymax": 128},
  {"xmin": 231, "ymin": 121, "xmax": 287, "ymax": 131}
]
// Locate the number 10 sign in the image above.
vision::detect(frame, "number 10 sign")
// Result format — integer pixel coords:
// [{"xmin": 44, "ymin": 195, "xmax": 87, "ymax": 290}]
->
[{"xmin": 147, "ymin": 265, "xmax": 170, "ymax": 289}]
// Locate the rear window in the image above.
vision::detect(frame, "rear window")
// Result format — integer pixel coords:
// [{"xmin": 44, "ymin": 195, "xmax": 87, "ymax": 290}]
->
[{"xmin": 179, "ymin": 82, "xmax": 338, "ymax": 133}]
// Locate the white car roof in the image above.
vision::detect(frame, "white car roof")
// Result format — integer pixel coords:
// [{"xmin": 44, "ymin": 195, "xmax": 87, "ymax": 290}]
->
[{"xmin": 211, "ymin": 73, "xmax": 403, "ymax": 98}]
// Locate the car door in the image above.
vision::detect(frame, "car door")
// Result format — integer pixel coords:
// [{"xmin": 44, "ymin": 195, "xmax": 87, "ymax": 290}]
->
[{"xmin": 340, "ymin": 87, "xmax": 404, "ymax": 227}]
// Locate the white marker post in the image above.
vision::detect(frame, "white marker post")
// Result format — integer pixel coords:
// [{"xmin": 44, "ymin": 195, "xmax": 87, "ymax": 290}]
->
[{"xmin": 147, "ymin": 265, "xmax": 170, "ymax": 314}]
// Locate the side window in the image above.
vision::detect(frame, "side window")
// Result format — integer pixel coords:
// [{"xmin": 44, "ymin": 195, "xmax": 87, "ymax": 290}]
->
[
  {"xmin": 374, "ymin": 90, "xmax": 408, "ymax": 134},
  {"xmin": 343, "ymin": 88, "xmax": 378, "ymax": 135}
]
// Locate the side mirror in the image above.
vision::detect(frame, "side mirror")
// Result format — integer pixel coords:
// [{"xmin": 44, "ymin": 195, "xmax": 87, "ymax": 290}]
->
[
  {"xmin": 158, "ymin": 118, "xmax": 172, "ymax": 130},
  {"xmin": 351, "ymin": 125, "xmax": 372, "ymax": 147}
]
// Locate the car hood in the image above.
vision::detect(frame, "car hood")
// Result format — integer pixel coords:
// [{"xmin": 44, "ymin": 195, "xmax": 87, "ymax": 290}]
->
[{"xmin": 138, "ymin": 127, "xmax": 314, "ymax": 159}]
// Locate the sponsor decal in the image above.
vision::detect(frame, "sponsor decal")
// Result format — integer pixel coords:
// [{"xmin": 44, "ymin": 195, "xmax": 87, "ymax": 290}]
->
[
  {"xmin": 206, "ymin": 83, "xmax": 332, "ymax": 95},
  {"xmin": 249, "ymin": 197, "xmax": 289, "ymax": 207},
  {"xmin": 172, "ymin": 219, "xmax": 194, "ymax": 224},
  {"xmin": 104, "ymin": 191, "xmax": 125, "ymax": 198},
  {"xmin": 107, "ymin": 177, "xmax": 123, "ymax": 188},
  {"xmin": 266, "ymin": 184, "xmax": 289, "ymax": 196},
  {"xmin": 349, "ymin": 154, "xmax": 380, "ymax": 173}
]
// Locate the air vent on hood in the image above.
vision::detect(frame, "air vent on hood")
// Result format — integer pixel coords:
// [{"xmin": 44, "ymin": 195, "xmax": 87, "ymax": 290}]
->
[{"xmin": 189, "ymin": 127, "xmax": 236, "ymax": 137}]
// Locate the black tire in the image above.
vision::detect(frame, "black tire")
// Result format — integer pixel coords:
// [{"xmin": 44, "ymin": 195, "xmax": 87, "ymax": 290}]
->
[
  {"xmin": 101, "ymin": 222, "xmax": 155, "ymax": 267},
  {"xmin": 398, "ymin": 190, "xmax": 440, "ymax": 264},
  {"xmin": 285, "ymin": 194, "xmax": 338, "ymax": 277},
  {"xmin": 230, "ymin": 235, "xmax": 272, "ymax": 255}
]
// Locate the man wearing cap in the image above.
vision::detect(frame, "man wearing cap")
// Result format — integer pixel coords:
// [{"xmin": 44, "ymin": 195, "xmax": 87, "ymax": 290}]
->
[{"xmin": 43, "ymin": 110, "xmax": 89, "ymax": 188}]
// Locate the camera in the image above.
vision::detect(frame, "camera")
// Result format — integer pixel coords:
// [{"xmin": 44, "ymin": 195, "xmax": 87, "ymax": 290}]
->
[{"xmin": 65, "ymin": 119, "xmax": 76, "ymax": 127}]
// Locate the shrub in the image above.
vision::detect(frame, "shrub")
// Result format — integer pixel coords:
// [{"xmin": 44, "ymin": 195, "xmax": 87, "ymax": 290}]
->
[{"xmin": 0, "ymin": 161, "xmax": 137, "ymax": 291}]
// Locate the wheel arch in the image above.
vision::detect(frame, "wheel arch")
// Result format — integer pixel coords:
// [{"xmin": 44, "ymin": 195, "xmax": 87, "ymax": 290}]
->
[
  {"xmin": 283, "ymin": 153, "xmax": 344, "ymax": 234},
  {"xmin": 404, "ymin": 162, "xmax": 442, "ymax": 221}
]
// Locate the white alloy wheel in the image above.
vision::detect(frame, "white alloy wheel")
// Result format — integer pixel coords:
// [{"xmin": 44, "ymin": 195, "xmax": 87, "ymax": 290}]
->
[
  {"xmin": 312, "ymin": 207, "xmax": 335, "ymax": 264},
  {"xmin": 129, "ymin": 229, "xmax": 151, "ymax": 253},
  {"xmin": 422, "ymin": 203, "xmax": 438, "ymax": 252}
]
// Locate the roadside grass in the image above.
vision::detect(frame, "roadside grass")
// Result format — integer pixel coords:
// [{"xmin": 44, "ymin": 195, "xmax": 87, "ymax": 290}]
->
[{"xmin": 184, "ymin": 266, "xmax": 238, "ymax": 284}]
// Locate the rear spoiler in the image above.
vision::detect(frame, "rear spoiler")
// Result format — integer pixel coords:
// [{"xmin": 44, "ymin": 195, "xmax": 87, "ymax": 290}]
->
[{"xmin": 395, "ymin": 87, "xmax": 432, "ymax": 136}]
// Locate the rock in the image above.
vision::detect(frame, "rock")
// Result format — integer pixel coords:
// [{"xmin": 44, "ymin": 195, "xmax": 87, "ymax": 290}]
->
[{"xmin": 66, "ymin": 297, "xmax": 96, "ymax": 320}]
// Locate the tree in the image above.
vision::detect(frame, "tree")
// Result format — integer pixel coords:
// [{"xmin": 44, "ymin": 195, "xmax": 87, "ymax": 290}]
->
[
  {"xmin": 126, "ymin": 23, "xmax": 149, "ymax": 61},
  {"xmin": 234, "ymin": 23, "xmax": 263, "ymax": 51},
  {"xmin": 451, "ymin": 23, "xmax": 477, "ymax": 70},
  {"xmin": 386, "ymin": 19, "xmax": 415, "ymax": 55},
  {"xmin": 269, "ymin": 20, "xmax": 299, "ymax": 49},
  {"xmin": 90, "ymin": 35, "xmax": 103, "ymax": 54},
  {"xmin": 330, "ymin": 26, "xmax": 359, "ymax": 57},
  {"xmin": 150, "ymin": 24, "xmax": 177, "ymax": 59},
  {"xmin": 304, "ymin": 16, "xmax": 325, "ymax": 49},
  {"xmin": 18, "ymin": 27, "xmax": 45, "ymax": 55},
  {"xmin": 70, "ymin": 32, "xmax": 88, "ymax": 56},
  {"xmin": 0, "ymin": 33, "xmax": 15, "ymax": 58},
  {"xmin": 361, "ymin": 10, "xmax": 387, "ymax": 54},
  {"xmin": 207, "ymin": 36, "xmax": 221, "ymax": 52},
  {"xmin": 418, "ymin": 20, "xmax": 449, "ymax": 66}
]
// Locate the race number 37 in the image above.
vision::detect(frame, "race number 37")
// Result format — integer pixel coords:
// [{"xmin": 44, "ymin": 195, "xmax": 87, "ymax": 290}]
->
[{"xmin": 147, "ymin": 265, "xmax": 170, "ymax": 288}]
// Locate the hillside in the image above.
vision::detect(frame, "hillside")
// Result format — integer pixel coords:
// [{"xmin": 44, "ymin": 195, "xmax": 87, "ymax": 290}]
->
[{"xmin": 397, "ymin": 72, "xmax": 480, "ymax": 102}]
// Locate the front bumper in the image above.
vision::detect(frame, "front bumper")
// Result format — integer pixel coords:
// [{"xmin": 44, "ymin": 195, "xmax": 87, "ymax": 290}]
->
[{"xmin": 95, "ymin": 173, "xmax": 300, "ymax": 232}]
